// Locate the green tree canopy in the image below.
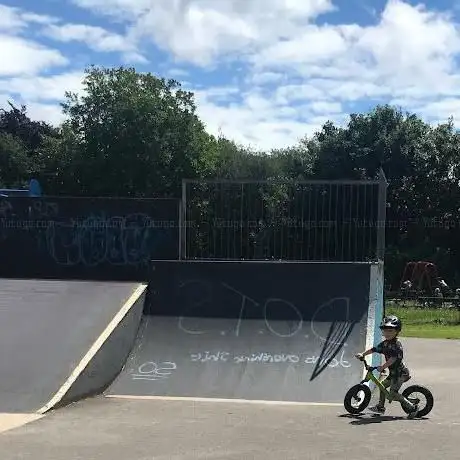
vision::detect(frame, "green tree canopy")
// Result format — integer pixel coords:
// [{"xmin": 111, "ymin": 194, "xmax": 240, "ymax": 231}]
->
[{"xmin": 58, "ymin": 65, "xmax": 217, "ymax": 197}]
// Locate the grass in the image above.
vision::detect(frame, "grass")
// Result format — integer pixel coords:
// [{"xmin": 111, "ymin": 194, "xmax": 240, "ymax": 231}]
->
[
  {"xmin": 385, "ymin": 301, "xmax": 460, "ymax": 339},
  {"xmin": 401, "ymin": 324, "xmax": 460, "ymax": 339}
]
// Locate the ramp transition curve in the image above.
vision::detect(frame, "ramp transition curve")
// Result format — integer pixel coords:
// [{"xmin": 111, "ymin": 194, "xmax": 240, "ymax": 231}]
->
[{"xmin": 106, "ymin": 261, "xmax": 383, "ymax": 404}]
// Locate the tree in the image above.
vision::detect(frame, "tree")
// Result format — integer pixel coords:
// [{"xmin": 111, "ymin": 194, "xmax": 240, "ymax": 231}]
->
[
  {"xmin": 36, "ymin": 122, "xmax": 83, "ymax": 195},
  {"xmin": 0, "ymin": 133, "xmax": 30, "ymax": 187},
  {"xmin": 0, "ymin": 102, "xmax": 60, "ymax": 187},
  {"xmin": 0, "ymin": 102, "xmax": 58, "ymax": 152},
  {"xmin": 61, "ymin": 65, "xmax": 217, "ymax": 197}
]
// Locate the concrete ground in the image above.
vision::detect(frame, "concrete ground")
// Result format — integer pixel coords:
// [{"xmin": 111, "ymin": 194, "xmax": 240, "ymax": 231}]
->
[{"xmin": 0, "ymin": 337, "xmax": 458, "ymax": 459}]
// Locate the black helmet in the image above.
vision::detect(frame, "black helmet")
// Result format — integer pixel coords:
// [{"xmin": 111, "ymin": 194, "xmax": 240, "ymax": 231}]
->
[{"xmin": 379, "ymin": 315, "xmax": 401, "ymax": 331}]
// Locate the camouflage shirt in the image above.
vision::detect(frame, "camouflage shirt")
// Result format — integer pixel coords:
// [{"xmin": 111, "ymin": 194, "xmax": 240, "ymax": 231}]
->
[{"xmin": 372, "ymin": 338, "xmax": 409, "ymax": 377}]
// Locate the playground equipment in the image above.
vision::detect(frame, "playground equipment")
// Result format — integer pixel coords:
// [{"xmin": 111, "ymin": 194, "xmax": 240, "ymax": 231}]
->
[
  {"xmin": 399, "ymin": 261, "xmax": 449, "ymax": 296},
  {"xmin": 0, "ymin": 179, "xmax": 42, "ymax": 197}
]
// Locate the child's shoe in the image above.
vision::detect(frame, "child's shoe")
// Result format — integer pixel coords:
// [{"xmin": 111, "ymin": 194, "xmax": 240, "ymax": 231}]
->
[
  {"xmin": 407, "ymin": 404, "xmax": 419, "ymax": 419},
  {"xmin": 368, "ymin": 404, "xmax": 385, "ymax": 414}
]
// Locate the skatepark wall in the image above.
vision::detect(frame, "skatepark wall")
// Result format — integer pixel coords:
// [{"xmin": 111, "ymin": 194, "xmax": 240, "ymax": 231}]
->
[
  {"xmin": 38, "ymin": 283, "xmax": 148, "ymax": 413},
  {"xmin": 145, "ymin": 259, "xmax": 382, "ymax": 323},
  {"xmin": 144, "ymin": 259, "xmax": 384, "ymax": 350},
  {"xmin": 0, "ymin": 196, "xmax": 179, "ymax": 281},
  {"xmin": 145, "ymin": 260, "xmax": 384, "ymax": 374}
]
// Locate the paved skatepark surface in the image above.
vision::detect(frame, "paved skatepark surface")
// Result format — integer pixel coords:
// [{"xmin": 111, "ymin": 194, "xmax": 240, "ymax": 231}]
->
[
  {"xmin": 0, "ymin": 279, "xmax": 141, "ymax": 413},
  {"xmin": 0, "ymin": 337, "xmax": 458, "ymax": 459}
]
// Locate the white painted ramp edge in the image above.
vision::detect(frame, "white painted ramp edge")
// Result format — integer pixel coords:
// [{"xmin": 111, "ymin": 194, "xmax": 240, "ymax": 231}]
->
[
  {"xmin": 37, "ymin": 283, "xmax": 148, "ymax": 415},
  {"xmin": 106, "ymin": 395, "xmax": 343, "ymax": 407}
]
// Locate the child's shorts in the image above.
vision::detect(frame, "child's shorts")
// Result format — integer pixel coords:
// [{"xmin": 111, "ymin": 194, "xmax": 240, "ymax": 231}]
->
[{"xmin": 384, "ymin": 368, "xmax": 411, "ymax": 393}]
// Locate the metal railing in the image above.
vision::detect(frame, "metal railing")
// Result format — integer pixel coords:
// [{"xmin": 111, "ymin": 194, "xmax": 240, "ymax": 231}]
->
[{"xmin": 181, "ymin": 170, "xmax": 388, "ymax": 262}]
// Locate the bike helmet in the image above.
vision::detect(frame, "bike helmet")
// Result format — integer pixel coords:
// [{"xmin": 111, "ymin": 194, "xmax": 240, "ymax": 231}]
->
[{"xmin": 379, "ymin": 315, "xmax": 401, "ymax": 331}]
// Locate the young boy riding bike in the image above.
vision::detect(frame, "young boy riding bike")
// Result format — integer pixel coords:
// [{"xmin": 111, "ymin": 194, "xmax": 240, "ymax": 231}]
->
[{"xmin": 355, "ymin": 315, "xmax": 420, "ymax": 419}]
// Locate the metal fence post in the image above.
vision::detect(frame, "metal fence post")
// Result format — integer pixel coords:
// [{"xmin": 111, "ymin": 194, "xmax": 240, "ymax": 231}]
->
[
  {"xmin": 181, "ymin": 179, "xmax": 187, "ymax": 260},
  {"xmin": 376, "ymin": 167, "xmax": 388, "ymax": 262}
]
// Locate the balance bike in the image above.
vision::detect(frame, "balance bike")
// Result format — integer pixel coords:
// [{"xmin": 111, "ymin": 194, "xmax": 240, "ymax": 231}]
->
[{"xmin": 343, "ymin": 356, "xmax": 434, "ymax": 417}]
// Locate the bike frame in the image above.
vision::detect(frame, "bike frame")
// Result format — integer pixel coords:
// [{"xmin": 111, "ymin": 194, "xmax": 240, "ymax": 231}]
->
[
  {"xmin": 359, "ymin": 359, "xmax": 396, "ymax": 403},
  {"xmin": 347, "ymin": 356, "xmax": 431, "ymax": 417}
]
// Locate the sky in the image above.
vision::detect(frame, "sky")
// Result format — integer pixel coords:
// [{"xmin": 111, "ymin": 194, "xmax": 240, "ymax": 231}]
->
[{"xmin": 2, "ymin": 0, "xmax": 460, "ymax": 151}]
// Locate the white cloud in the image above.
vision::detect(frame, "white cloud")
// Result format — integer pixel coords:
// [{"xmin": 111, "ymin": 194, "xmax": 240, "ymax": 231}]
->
[
  {"xmin": 309, "ymin": 101, "xmax": 343, "ymax": 114},
  {"xmin": 254, "ymin": 24, "xmax": 360, "ymax": 67},
  {"xmin": 356, "ymin": 0, "xmax": 460, "ymax": 83},
  {"xmin": 414, "ymin": 98, "xmax": 460, "ymax": 122},
  {"xmin": 0, "ymin": 6, "xmax": 67, "ymax": 77},
  {"xmin": 0, "ymin": 71, "xmax": 86, "ymax": 127},
  {"xmin": 25, "ymin": 102, "xmax": 67, "ymax": 126},
  {"xmin": 0, "ymin": 92, "xmax": 65, "ymax": 126},
  {"xmin": 319, "ymin": 80, "xmax": 388, "ymax": 101},
  {"xmin": 192, "ymin": 86, "xmax": 343, "ymax": 150},
  {"xmin": 0, "ymin": 35, "xmax": 67, "ymax": 76},
  {"xmin": 43, "ymin": 23, "xmax": 146, "ymax": 63},
  {"xmin": 74, "ymin": 0, "xmax": 336, "ymax": 65},
  {"xmin": 253, "ymin": 0, "xmax": 460, "ymax": 98},
  {"xmin": 274, "ymin": 83, "xmax": 328, "ymax": 105},
  {"xmin": 0, "ymin": 4, "xmax": 57, "ymax": 32},
  {"xmin": 248, "ymin": 71, "xmax": 285, "ymax": 85},
  {"xmin": 0, "ymin": 72, "xmax": 84, "ymax": 101},
  {"xmin": 21, "ymin": 13, "xmax": 59, "ymax": 25},
  {"xmin": 166, "ymin": 68, "xmax": 190, "ymax": 78},
  {"xmin": 72, "ymin": 0, "xmax": 151, "ymax": 20},
  {"xmin": 0, "ymin": 3, "xmax": 144, "ymax": 68},
  {"xmin": 0, "ymin": 5, "xmax": 25, "ymax": 31}
]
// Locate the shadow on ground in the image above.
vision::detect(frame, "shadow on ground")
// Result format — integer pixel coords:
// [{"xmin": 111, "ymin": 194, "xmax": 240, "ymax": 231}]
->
[{"xmin": 338, "ymin": 413, "xmax": 429, "ymax": 425}]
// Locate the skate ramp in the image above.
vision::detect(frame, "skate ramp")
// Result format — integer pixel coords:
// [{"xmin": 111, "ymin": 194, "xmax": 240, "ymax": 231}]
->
[
  {"xmin": 0, "ymin": 279, "xmax": 146, "ymax": 414},
  {"xmin": 107, "ymin": 261, "xmax": 383, "ymax": 403}
]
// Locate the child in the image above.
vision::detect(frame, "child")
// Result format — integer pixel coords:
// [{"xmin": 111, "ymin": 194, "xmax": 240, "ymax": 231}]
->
[{"xmin": 355, "ymin": 314, "xmax": 419, "ymax": 419}]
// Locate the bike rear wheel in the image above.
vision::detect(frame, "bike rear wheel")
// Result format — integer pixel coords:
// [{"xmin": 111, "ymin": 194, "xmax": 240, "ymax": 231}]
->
[
  {"xmin": 343, "ymin": 384, "xmax": 371, "ymax": 414},
  {"xmin": 401, "ymin": 384, "xmax": 434, "ymax": 417}
]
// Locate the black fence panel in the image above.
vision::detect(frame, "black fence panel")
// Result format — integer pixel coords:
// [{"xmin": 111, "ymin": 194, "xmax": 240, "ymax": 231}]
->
[{"xmin": 0, "ymin": 196, "xmax": 179, "ymax": 281}]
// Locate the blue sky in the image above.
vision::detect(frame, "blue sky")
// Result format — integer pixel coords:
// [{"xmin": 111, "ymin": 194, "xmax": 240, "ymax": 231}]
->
[{"xmin": 2, "ymin": 0, "xmax": 460, "ymax": 150}]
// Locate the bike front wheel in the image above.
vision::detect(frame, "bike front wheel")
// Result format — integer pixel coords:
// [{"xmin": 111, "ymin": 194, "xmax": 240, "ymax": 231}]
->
[
  {"xmin": 401, "ymin": 384, "xmax": 434, "ymax": 418},
  {"xmin": 343, "ymin": 384, "xmax": 372, "ymax": 414}
]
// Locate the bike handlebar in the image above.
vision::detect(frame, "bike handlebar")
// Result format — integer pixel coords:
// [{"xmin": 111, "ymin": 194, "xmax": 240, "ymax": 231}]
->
[{"xmin": 356, "ymin": 355, "xmax": 385, "ymax": 374}]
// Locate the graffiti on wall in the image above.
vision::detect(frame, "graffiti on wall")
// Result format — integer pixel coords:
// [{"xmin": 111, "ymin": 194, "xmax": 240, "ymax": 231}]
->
[{"xmin": 0, "ymin": 197, "xmax": 179, "ymax": 280}]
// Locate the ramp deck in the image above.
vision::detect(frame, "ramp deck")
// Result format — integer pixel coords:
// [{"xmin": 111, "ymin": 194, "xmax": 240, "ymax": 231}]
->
[{"xmin": 0, "ymin": 279, "xmax": 141, "ymax": 413}]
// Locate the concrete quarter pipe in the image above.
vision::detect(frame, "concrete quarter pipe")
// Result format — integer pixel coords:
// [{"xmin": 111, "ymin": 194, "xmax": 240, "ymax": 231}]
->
[
  {"xmin": 107, "ymin": 261, "xmax": 384, "ymax": 404},
  {"xmin": 0, "ymin": 279, "xmax": 146, "ymax": 414}
]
